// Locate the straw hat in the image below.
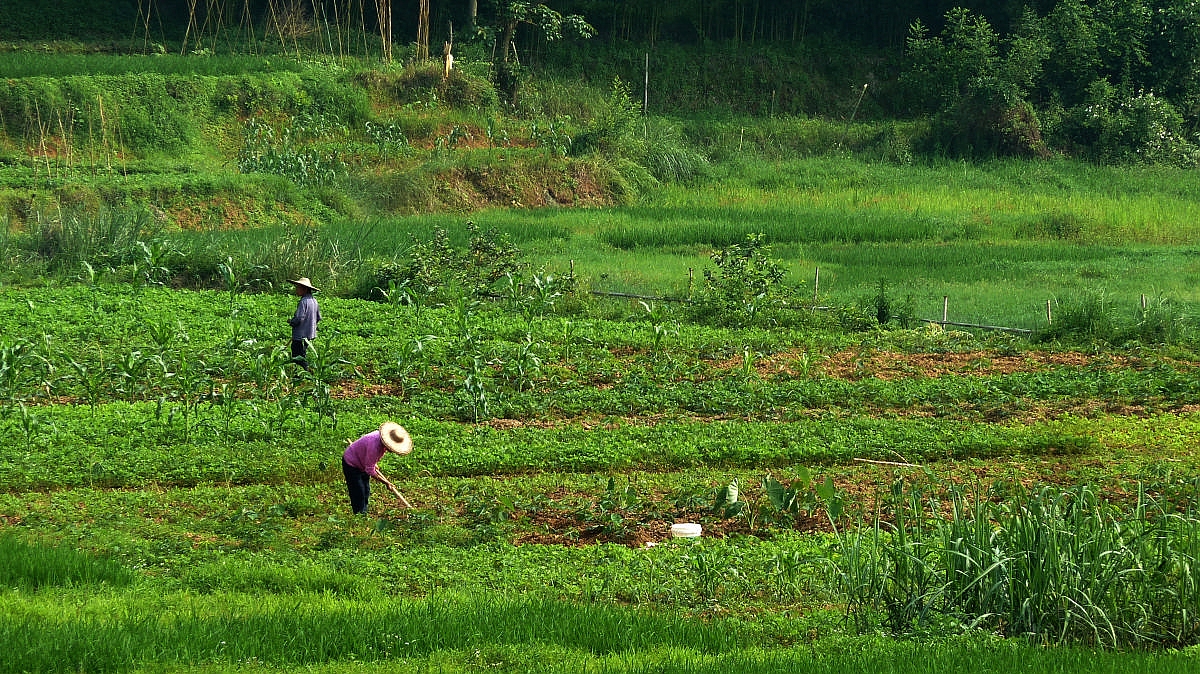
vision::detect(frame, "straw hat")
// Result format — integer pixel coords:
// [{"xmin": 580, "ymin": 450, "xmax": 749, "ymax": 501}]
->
[
  {"xmin": 379, "ymin": 421, "xmax": 413, "ymax": 455},
  {"xmin": 288, "ymin": 277, "xmax": 320, "ymax": 292}
]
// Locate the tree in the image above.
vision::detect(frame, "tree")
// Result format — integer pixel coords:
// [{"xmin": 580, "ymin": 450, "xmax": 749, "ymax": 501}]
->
[
  {"xmin": 491, "ymin": 2, "xmax": 595, "ymax": 103},
  {"xmin": 900, "ymin": 7, "xmax": 1049, "ymax": 157}
]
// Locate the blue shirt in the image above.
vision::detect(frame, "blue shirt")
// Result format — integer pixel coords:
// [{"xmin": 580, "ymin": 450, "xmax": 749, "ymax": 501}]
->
[{"xmin": 288, "ymin": 294, "xmax": 321, "ymax": 340}]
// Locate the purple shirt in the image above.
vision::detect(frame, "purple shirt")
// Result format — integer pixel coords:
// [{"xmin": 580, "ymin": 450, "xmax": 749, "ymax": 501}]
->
[
  {"xmin": 343, "ymin": 431, "xmax": 386, "ymax": 477},
  {"xmin": 288, "ymin": 294, "xmax": 321, "ymax": 340}
]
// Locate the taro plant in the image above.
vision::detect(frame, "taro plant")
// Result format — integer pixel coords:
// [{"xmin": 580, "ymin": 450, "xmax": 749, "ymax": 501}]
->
[{"xmin": 711, "ymin": 477, "xmax": 743, "ymax": 519}]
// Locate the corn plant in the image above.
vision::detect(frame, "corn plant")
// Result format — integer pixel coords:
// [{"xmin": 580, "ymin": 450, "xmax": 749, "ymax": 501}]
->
[
  {"xmin": 0, "ymin": 338, "xmax": 53, "ymax": 406},
  {"xmin": 682, "ymin": 544, "xmax": 743, "ymax": 600},
  {"xmin": 458, "ymin": 354, "xmax": 492, "ymax": 422},
  {"xmin": 394, "ymin": 334, "xmax": 437, "ymax": 399},
  {"xmin": 168, "ymin": 350, "xmax": 212, "ymax": 442},
  {"xmin": 295, "ymin": 339, "xmax": 356, "ymax": 431},
  {"xmin": 65, "ymin": 354, "xmax": 107, "ymax": 419},
  {"xmin": 504, "ymin": 334, "xmax": 543, "ymax": 393},
  {"xmin": 363, "ymin": 120, "xmax": 410, "ymax": 159}
]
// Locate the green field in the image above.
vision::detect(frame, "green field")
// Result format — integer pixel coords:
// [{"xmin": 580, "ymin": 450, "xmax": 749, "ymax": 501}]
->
[{"xmin": 4, "ymin": 51, "xmax": 1200, "ymax": 673}]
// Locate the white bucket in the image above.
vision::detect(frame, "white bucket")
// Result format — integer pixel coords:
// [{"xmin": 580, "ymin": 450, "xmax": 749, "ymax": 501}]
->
[{"xmin": 670, "ymin": 523, "xmax": 702, "ymax": 538}]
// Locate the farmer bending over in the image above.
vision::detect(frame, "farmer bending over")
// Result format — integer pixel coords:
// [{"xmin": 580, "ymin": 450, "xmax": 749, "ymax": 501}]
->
[{"xmin": 342, "ymin": 421, "xmax": 414, "ymax": 515}]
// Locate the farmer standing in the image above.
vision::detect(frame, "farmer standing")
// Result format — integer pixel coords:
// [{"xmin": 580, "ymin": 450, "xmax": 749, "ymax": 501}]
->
[
  {"xmin": 342, "ymin": 421, "xmax": 414, "ymax": 514},
  {"xmin": 287, "ymin": 277, "xmax": 321, "ymax": 368}
]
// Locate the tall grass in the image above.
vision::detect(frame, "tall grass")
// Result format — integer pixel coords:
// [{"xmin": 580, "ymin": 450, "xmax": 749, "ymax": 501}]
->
[
  {"xmin": 3, "ymin": 589, "xmax": 1198, "ymax": 672},
  {"xmin": 0, "ymin": 53, "xmax": 306, "ymax": 78},
  {"xmin": 830, "ymin": 480, "xmax": 1200, "ymax": 647},
  {"xmin": 0, "ymin": 591, "xmax": 738, "ymax": 672},
  {"xmin": 0, "ymin": 533, "xmax": 134, "ymax": 589},
  {"xmin": 25, "ymin": 206, "xmax": 159, "ymax": 270}
]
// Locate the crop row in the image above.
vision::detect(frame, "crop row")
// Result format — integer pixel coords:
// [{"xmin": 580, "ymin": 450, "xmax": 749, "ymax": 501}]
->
[{"xmin": 5, "ymin": 287, "xmax": 1199, "ymax": 425}]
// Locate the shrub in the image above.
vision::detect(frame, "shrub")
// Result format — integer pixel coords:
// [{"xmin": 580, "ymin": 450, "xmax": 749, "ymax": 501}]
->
[
  {"xmin": 354, "ymin": 63, "xmax": 499, "ymax": 112},
  {"xmin": 352, "ymin": 223, "xmax": 524, "ymax": 303},
  {"xmin": 1050, "ymin": 84, "xmax": 1200, "ymax": 167}
]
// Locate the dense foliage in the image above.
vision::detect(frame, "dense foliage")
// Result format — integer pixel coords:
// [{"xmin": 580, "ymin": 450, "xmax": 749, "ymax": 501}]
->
[{"xmin": 4, "ymin": 1, "xmax": 1197, "ymax": 160}]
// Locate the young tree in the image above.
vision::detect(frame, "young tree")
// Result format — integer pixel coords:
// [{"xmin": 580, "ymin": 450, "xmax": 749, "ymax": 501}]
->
[
  {"xmin": 901, "ymin": 7, "xmax": 1049, "ymax": 157},
  {"xmin": 490, "ymin": 2, "xmax": 594, "ymax": 104}
]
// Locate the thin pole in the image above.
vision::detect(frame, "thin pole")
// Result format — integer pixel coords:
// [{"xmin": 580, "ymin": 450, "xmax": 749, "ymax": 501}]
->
[
  {"xmin": 688, "ymin": 267, "xmax": 694, "ymax": 299},
  {"xmin": 1141, "ymin": 293, "xmax": 1147, "ymax": 310},
  {"xmin": 1047, "ymin": 300, "xmax": 1053, "ymax": 325},
  {"xmin": 813, "ymin": 267, "xmax": 820, "ymax": 305},
  {"xmin": 942, "ymin": 296, "xmax": 948, "ymax": 323},
  {"xmin": 643, "ymin": 53, "xmax": 649, "ymax": 114}
]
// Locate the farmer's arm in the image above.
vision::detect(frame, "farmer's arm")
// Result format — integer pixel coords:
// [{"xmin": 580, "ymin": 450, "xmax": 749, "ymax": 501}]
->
[
  {"xmin": 372, "ymin": 470, "xmax": 412, "ymax": 507},
  {"xmin": 287, "ymin": 302, "xmax": 305, "ymax": 326}
]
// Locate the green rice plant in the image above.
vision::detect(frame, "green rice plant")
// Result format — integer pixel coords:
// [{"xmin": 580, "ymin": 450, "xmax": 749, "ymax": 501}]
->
[
  {"xmin": 0, "ymin": 591, "xmax": 740, "ymax": 672},
  {"xmin": 0, "ymin": 532, "xmax": 134, "ymax": 590},
  {"xmin": 0, "ymin": 54, "xmax": 307, "ymax": 78},
  {"xmin": 1037, "ymin": 291, "xmax": 1122, "ymax": 344}
]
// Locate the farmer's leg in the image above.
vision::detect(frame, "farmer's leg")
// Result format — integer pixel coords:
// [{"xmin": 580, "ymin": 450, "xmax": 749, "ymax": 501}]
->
[
  {"xmin": 342, "ymin": 459, "xmax": 371, "ymax": 514},
  {"xmin": 291, "ymin": 339, "xmax": 309, "ymax": 368}
]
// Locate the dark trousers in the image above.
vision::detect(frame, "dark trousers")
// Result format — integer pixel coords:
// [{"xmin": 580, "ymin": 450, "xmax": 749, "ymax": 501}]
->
[
  {"xmin": 342, "ymin": 459, "xmax": 371, "ymax": 514},
  {"xmin": 291, "ymin": 339, "xmax": 309, "ymax": 368}
]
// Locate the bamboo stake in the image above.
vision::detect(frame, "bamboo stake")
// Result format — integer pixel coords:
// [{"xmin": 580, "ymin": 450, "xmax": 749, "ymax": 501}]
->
[
  {"xmin": 643, "ymin": 52, "xmax": 649, "ymax": 114},
  {"xmin": 181, "ymin": 0, "xmax": 199, "ymax": 55},
  {"xmin": 853, "ymin": 458, "xmax": 921, "ymax": 468}
]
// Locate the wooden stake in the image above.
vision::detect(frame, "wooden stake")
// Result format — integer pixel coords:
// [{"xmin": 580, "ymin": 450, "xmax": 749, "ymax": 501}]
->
[
  {"xmin": 643, "ymin": 53, "xmax": 649, "ymax": 114},
  {"xmin": 1047, "ymin": 300, "xmax": 1053, "ymax": 325},
  {"xmin": 688, "ymin": 267, "xmax": 694, "ymax": 299},
  {"xmin": 813, "ymin": 267, "xmax": 819, "ymax": 305},
  {"xmin": 942, "ymin": 295, "xmax": 948, "ymax": 323},
  {"xmin": 853, "ymin": 457, "xmax": 921, "ymax": 468}
]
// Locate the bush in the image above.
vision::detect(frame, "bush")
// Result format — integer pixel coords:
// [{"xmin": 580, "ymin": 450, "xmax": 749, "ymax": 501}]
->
[
  {"xmin": 1035, "ymin": 291, "xmax": 1193, "ymax": 346},
  {"xmin": 1050, "ymin": 84, "xmax": 1200, "ymax": 167},
  {"xmin": 354, "ymin": 63, "xmax": 499, "ymax": 112},
  {"xmin": 351, "ymin": 224, "xmax": 524, "ymax": 303}
]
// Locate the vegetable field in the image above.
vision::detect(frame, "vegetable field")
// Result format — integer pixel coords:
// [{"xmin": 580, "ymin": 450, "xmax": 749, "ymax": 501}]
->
[{"xmin": 4, "ymin": 253, "xmax": 1200, "ymax": 671}]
